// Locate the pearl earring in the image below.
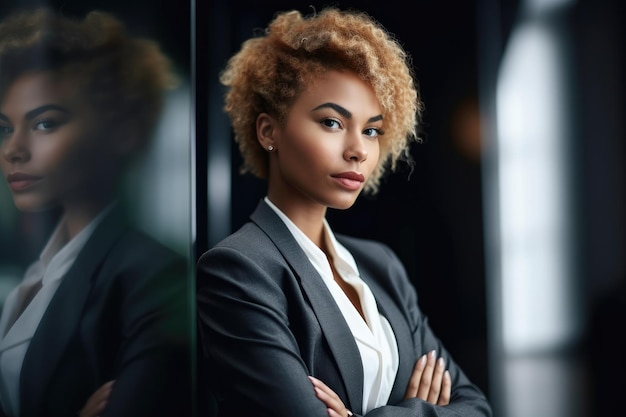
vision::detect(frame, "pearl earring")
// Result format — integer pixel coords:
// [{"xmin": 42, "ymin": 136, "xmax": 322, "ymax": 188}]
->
[{"xmin": 267, "ymin": 145, "xmax": 274, "ymax": 151}]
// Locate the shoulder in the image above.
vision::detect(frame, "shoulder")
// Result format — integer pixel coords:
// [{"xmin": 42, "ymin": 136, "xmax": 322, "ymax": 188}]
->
[
  {"xmin": 91, "ymin": 226, "xmax": 188, "ymax": 327},
  {"xmin": 102, "ymin": 226, "xmax": 184, "ymax": 277},
  {"xmin": 115, "ymin": 227, "xmax": 182, "ymax": 265},
  {"xmin": 198, "ymin": 221, "xmax": 283, "ymax": 268},
  {"xmin": 209, "ymin": 221, "xmax": 272, "ymax": 252},
  {"xmin": 82, "ymin": 221, "xmax": 186, "ymax": 305},
  {"xmin": 196, "ymin": 222, "xmax": 298, "ymax": 308},
  {"xmin": 80, "ymin": 205, "xmax": 184, "ymax": 276}
]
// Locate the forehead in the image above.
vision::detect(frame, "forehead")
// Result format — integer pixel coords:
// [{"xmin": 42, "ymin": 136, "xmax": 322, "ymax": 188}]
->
[{"xmin": 0, "ymin": 71, "xmax": 86, "ymax": 114}]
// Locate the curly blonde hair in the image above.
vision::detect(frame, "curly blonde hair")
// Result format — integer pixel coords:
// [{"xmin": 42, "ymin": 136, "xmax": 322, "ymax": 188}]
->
[
  {"xmin": 220, "ymin": 7, "xmax": 423, "ymax": 194},
  {"xmin": 0, "ymin": 8, "xmax": 177, "ymax": 150}
]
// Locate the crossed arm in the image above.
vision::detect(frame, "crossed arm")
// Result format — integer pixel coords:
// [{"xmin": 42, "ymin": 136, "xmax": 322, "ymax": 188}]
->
[
  {"xmin": 81, "ymin": 329, "xmax": 452, "ymax": 417},
  {"xmin": 311, "ymin": 349, "xmax": 452, "ymax": 417},
  {"xmin": 80, "ymin": 348, "xmax": 451, "ymax": 417}
]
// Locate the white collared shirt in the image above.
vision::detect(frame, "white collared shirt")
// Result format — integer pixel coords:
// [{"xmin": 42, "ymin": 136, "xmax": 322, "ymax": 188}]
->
[
  {"xmin": 265, "ymin": 197, "xmax": 399, "ymax": 413},
  {"xmin": 0, "ymin": 206, "xmax": 111, "ymax": 417}
]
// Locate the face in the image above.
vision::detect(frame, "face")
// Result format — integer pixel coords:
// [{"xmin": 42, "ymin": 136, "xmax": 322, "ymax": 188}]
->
[
  {"xmin": 266, "ymin": 70, "xmax": 382, "ymax": 212},
  {"xmin": 0, "ymin": 71, "xmax": 116, "ymax": 213}
]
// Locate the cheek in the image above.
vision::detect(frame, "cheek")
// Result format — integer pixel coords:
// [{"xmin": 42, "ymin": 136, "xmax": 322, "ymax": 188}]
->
[
  {"xmin": 299, "ymin": 140, "xmax": 332, "ymax": 163},
  {"xmin": 0, "ymin": 151, "xmax": 8, "ymax": 174},
  {"xmin": 280, "ymin": 129, "xmax": 330, "ymax": 168},
  {"xmin": 40, "ymin": 133, "xmax": 102, "ymax": 180},
  {"xmin": 370, "ymin": 140, "xmax": 381, "ymax": 159},
  {"xmin": 44, "ymin": 141, "xmax": 84, "ymax": 174},
  {"xmin": 365, "ymin": 140, "xmax": 381, "ymax": 169}
]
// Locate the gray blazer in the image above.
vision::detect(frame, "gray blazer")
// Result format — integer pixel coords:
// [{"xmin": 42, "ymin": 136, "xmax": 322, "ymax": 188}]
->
[
  {"xmin": 1, "ymin": 207, "xmax": 191, "ymax": 417},
  {"xmin": 197, "ymin": 200, "xmax": 491, "ymax": 417}
]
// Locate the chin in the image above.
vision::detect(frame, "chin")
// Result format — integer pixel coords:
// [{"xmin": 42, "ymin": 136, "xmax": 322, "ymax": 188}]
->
[
  {"xmin": 11, "ymin": 196, "xmax": 59, "ymax": 213},
  {"xmin": 327, "ymin": 195, "xmax": 359, "ymax": 210}
]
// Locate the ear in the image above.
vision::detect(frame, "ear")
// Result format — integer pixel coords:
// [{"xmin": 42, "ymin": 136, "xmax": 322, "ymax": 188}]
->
[{"xmin": 256, "ymin": 112, "xmax": 278, "ymax": 151}]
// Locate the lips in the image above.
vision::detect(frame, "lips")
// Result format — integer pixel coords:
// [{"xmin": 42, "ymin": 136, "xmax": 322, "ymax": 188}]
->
[
  {"xmin": 6, "ymin": 172, "xmax": 42, "ymax": 192},
  {"xmin": 331, "ymin": 171, "xmax": 365, "ymax": 191}
]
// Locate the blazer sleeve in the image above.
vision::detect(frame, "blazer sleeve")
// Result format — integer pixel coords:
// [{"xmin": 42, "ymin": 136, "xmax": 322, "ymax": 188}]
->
[
  {"xmin": 197, "ymin": 244, "xmax": 331, "ymax": 417},
  {"xmin": 352, "ymin": 241, "xmax": 492, "ymax": 417}
]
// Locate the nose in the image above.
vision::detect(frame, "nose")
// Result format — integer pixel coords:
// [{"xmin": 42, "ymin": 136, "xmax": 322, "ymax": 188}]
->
[
  {"xmin": 343, "ymin": 133, "xmax": 368, "ymax": 163},
  {"xmin": 1, "ymin": 128, "xmax": 30, "ymax": 164}
]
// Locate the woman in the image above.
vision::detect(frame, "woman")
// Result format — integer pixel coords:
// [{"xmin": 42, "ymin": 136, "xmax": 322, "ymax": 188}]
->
[
  {"xmin": 197, "ymin": 6, "xmax": 492, "ymax": 417},
  {"xmin": 0, "ymin": 8, "xmax": 190, "ymax": 417}
]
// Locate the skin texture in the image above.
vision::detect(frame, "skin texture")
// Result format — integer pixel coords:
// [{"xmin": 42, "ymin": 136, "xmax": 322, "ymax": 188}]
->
[
  {"xmin": 0, "ymin": 72, "xmax": 121, "ymax": 239},
  {"xmin": 404, "ymin": 351, "xmax": 452, "ymax": 405},
  {"xmin": 258, "ymin": 70, "xmax": 382, "ymax": 247}
]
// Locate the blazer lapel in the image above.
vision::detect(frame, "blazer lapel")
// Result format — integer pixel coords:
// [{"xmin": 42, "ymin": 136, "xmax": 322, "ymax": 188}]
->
[
  {"xmin": 359, "ymin": 274, "xmax": 416, "ymax": 404},
  {"xmin": 19, "ymin": 208, "xmax": 127, "ymax": 417},
  {"xmin": 250, "ymin": 200, "xmax": 365, "ymax": 414},
  {"xmin": 338, "ymin": 236, "xmax": 417, "ymax": 406}
]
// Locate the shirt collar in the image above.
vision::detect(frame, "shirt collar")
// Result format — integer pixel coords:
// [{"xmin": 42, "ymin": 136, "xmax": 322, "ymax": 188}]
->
[
  {"xmin": 38, "ymin": 203, "xmax": 115, "ymax": 286},
  {"xmin": 263, "ymin": 197, "xmax": 360, "ymax": 277}
]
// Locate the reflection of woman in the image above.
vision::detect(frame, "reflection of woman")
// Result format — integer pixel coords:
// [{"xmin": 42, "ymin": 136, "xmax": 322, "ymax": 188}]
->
[
  {"xmin": 197, "ymin": 7, "xmax": 491, "ymax": 417},
  {"xmin": 0, "ymin": 9, "xmax": 189, "ymax": 417}
]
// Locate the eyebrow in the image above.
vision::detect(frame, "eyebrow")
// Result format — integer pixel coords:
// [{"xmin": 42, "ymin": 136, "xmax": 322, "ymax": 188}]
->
[
  {"xmin": 25, "ymin": 104, "xmax": 71, "ymax": 120},
  {"xmin": 311, "ymin": 102, "xmax": 383, "ymax": 123}
]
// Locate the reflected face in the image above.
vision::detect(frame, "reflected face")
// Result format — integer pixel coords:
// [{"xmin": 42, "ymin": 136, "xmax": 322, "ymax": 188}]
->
[
  {"xmin": 270, "ymin": 70, "xmax": 382, "ymax": 211},
  {"xmin": 0, "ymin": 71, "xmax": 114, "ymax": 212}
]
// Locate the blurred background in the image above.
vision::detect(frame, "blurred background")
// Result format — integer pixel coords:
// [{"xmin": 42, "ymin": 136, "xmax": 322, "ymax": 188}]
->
[{"xmin": 0, "ymin": 0, "xmax": 623, "ymax": 416}]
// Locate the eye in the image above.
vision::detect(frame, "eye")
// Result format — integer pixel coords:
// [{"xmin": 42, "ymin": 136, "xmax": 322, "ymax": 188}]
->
[
  {"xmin": 320, "ymin": 118, "xmax": 341, "ymax": 129},
  {"xmin": 33, "ymin": 119, "xmax": 60, "ymax": 131},
  {"xmin": 363, "ymin": 127, "xmax": 383, "ymax": 138},
  {"xmin": 0, "ymin": 125, "xmax": 13, "ymax": 140}
]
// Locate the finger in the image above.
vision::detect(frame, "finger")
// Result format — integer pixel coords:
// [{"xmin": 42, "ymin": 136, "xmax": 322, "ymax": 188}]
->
[
  {"xmin": 427, "ymin": 357, "xmax": 446, "ymax": 404},
  {"xmin": 416, "ymin": 350, "xmax": 437, "ymax": 400},
  {"xmin": 79, "ymin": 380, "xmax": 115, "ymax": 417},
  {"xmin": 309, "ymin": 376, "xmax": 339, "ymax": 399},
  {"xmin": 80, "ymin": 398, "xmax": 107, "ymax": 417},
  {"xmin": 437, "ymin": 370, "xmax": 452, "ymax": 406},
  {"xmin": 86, "ymin": 381, "xmax": 114, "ymax": 409},
  {"xmin": 309, "ymin": 376, "xmax": 347, "ymax": 416},
  {"xmin": 327, "ymin": 408, "xmax": 344, "ymax": 417},
  {"xmin": 313, "ymin": 385, "xmax": 345, "ymax": 411},
  {"xmin": 404, "ymin": 354, "xmax": 427, "ymax": 399},
  {"xmin": 80, "ymin": 397, "xmax": 107, "ymax": 417},
  {"xmin": 91, "ymin": 380, "xmax": 115, "ymax": 403}
]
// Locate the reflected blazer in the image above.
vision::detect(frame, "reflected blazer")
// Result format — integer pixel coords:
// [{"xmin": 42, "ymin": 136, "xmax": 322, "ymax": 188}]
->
[
  {"xmin": 197, "ymin": 200, "xmax": 491, "ymax": 417},
  {"xmin": 0, "ymin": 207, "xmax": 190, "ymax": 417}
]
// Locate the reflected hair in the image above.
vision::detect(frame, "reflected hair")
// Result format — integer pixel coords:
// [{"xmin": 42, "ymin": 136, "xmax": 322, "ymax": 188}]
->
[
  {"xmin": 0, "ymin": 8, "xmax": 177, "ymax": 150},
  {"xmin": 220, "ymin": 7, "xmax": 423, "ymax": 194}
]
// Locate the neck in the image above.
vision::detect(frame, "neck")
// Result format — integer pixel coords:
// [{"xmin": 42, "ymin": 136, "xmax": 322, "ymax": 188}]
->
[
  {"xmin": 62, "ymin": 198, "xmax": 113, "ymax": 239},
  {"xmin": 266, "ymin": 193, "xmax": 327, "ymax": 248}
]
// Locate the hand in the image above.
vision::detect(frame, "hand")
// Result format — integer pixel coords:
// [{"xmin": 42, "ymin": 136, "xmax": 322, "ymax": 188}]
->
[
  {"xmin": 309, "ymin": 376, "xmax": 353, "ymax": 417},
  {"xmin": 78, "ymin": 380, "xmax": 115, "ymax": 417},
  {"xmin": 404, "ymin": 350, "xmax": 451, "ymax": 405}
]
